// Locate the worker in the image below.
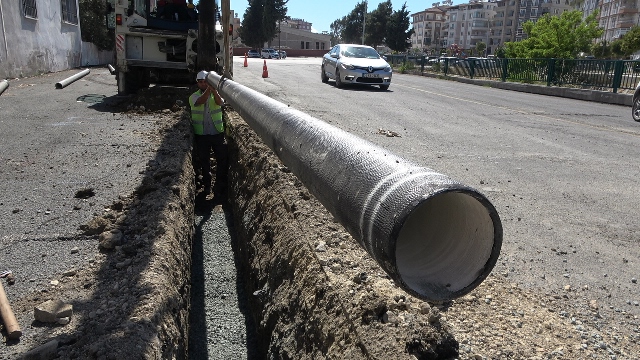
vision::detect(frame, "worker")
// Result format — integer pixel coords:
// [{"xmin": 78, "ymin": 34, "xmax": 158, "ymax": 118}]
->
[{"xmin": 189, "ymin": 71, "xmax": 228, "ymax": 201}]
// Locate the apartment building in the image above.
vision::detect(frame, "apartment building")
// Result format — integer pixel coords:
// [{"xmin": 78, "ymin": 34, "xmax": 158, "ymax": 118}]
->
[
  {"xmin": 446, "ymin": 0, "xmax": 497, "ymax": 55},
  {"xmin": 284, "ymin": 18, "xmax": 313, "ymax": 32},
  {"xmin": 411, "ymin": 0, "xmax": 575, "ymax": 56},
  {"xmin": 596, "ymin": 0, "xmax": 640, "ymax": 43},
  {"xmin": 410, "ymin": 4, "xmax": 450, "ymax": 54}
]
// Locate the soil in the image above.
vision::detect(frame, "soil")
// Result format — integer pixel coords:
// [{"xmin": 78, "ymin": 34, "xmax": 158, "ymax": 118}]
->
[{"xmin": 3, "ymin": 84, "xmax": 639, "ymax": 359}]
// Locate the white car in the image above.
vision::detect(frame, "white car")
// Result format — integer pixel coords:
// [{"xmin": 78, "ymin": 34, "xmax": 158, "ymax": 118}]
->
[
  {"xmin": 261, "ymin": 48, "xmax": 279, "ymax": 59},
  {"xmin": 320, "ymin": 44, "xmax": 392, "ymax": 90}
]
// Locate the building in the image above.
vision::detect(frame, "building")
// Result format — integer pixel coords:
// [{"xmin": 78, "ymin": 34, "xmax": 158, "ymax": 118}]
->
[
  {"xmin": 595, "ymin": 0, "xmax": 640, "ymax": 43},
  {"xmin": 410, "ymin": 4, "xmax": 450, "ymax": 54},
  {"xmin": 0, "ymin": 0, "xmax": 111, "ymax": 79},
  {"xmin": 417, "ymin": 0, "xmax": 575, "ymax": 57},
  {"xmin": 446, "ymin": 0, "xmax": 497, "ymax": 56},
  {"xmin": 283, "ymin": 18, "xmax": 313, "ymax": 32},
  {"xmin": 269, "ymin": 25, "xmax": 331, "ymax": 51}
]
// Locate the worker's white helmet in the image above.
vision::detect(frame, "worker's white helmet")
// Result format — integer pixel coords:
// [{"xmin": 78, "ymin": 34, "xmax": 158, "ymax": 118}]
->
[{"xmin": 196, "ymin": 70, "xmax": 207, "ymax": 81}]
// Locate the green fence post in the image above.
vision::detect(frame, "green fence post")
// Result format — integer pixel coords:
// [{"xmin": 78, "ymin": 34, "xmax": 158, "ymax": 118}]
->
[
  {"xmin": 501, "ymin": 58, "xmax": 508, "ymax": 82},
  {"xmin": 469, "ymin": 59, "xmax": 475, "ymax": 79},
  {"xmin": 421, "ymin": 55, "xmax": 425, "ymax": 72},
  {"xmin": 546, "ymin": 58, "xmax": 555, "ymax": 86},
  {"xmin": 444, "ymin": 58, "xmax": 449, "ymax": 76},
  {"xmin": 612, "ymin": 60, "xmax": 624, "ymax": 93}
]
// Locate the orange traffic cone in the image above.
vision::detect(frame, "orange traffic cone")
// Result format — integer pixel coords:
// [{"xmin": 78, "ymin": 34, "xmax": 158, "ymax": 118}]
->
[
  {"xmin": 244, "ymin": 53, "xmax": 248, "ymax": 67},
  {"xmin": 262, "ymin": 60, "xmax": 269, "ymax": 78}
]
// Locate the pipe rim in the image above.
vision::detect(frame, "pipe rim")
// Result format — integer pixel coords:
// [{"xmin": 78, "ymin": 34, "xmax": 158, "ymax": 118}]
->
[{"xmin": 392, "ymin": 188, "xmax": 503, "ymax": 301}]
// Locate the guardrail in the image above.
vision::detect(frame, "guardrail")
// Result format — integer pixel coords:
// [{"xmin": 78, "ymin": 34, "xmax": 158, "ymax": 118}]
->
[{"xmin": 386, "ymin": 55, "xmax": 640, "ymax": 93}]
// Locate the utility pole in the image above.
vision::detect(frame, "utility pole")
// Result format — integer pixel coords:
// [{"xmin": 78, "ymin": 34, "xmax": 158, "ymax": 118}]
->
[
  {"xmin": 222, "ymin": 0, "xmax": 231, "ymax": 78},
  {"xmin": 362, "ymin": 1, "xmax": 367, "ymax": 45},
  {"xmin": 198, "ymin": 0, "xmax": 216, "ymax": 71}
]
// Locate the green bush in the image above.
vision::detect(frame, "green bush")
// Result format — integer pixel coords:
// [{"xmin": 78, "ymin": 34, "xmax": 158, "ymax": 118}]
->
[{"xmin": 397, "ymin": 61, "xmax": 415, "ymax": 74}]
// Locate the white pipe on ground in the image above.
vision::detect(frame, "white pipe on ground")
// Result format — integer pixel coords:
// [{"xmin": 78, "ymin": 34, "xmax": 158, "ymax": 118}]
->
[{"xmin": 55, "ymin": 69, "xmax": 90, "ymax": 89}]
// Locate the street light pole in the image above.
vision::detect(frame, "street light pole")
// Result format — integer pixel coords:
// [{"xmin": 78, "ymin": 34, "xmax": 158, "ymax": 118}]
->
[{"xmin": 362, "ymin": 1, "xmax": 367, "ymax": 45}]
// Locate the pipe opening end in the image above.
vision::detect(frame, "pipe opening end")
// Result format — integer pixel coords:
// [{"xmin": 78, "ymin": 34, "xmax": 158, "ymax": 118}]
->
[{"xmin": 396, "ymin": 190, "xmax": 501, "ymax": 301}]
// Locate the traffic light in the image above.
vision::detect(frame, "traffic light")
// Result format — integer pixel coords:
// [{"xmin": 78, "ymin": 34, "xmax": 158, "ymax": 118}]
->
[{"xmin": 229, "ymin": 24, "xmax": 233, "ymax": 36}]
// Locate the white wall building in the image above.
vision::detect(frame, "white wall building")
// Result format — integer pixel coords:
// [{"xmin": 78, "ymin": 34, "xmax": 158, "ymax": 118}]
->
[{"xmin": 0, "ymin": 0, "xmax": 111, "ymax": 79}]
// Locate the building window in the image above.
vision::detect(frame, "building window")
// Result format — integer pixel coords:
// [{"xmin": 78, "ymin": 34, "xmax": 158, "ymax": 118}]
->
[
  {"xmin": 306, "ymin": 42, "xmax": 310, "ymax": 49},
  {"xmin": 22, "ymin": 0, "xmax": 37, "ymax": 19},
  {"xmin": 301, "ymin": 41, "xmax": 305, "ymax": 49},
  {"xmin": 316, "ymin": 42, "xmax": 320, "ymax": 49},
  {"xmin": 61, "ymin": 0, "xmax": 78, "ymax": 24}
]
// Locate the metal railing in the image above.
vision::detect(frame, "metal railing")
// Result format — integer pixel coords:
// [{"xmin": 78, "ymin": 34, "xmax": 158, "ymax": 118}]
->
[{"xmin": 386, "ymin": 55, "xmax": 640, "ymax": 93}]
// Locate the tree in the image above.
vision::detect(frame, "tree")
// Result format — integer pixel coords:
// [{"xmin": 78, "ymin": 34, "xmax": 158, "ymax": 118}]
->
[
  {"xmin": 385, "ymin": 3, "xmax": 413, "ymax": 52},
  {"xmin": 262, "ymin": 0, "xmax": 288, "ymax": 46},
  {"xmin": 591, "ymin": 41, "xmax": 606, "ymax": 58},
  {"xmin": 238, "ymin": 0, "xmax": 287, "ymax": 48},
  {"xmin": 239, "ymin": 0, "xmax": 264, "ymax": 48},
  {"xmin": 79, "ymin": 0, "xmax": 114, "ymax": 50},
  {"xmin": 475, "ymin": 41, "xmax": 486, "ymax": 57},
  {"xmin": 341, "ymin": 1, "xmax": 367, "ymax": 44},
  {"xmin": 504, "ymin": 10, "xmax": 602, "ymax": 58},
  {"xmin": 619, "ymin": 26, "xmax": 640, "ymax": 58},
  {"xmin": 610, "ymin": 39, "xmax": 624, "ymax": 59},
  {"xmin": 330, "ymin": 18, "xmax": 346, "ymax": 45},
  {"xmin": 365, "ymin": 1, "xmax": 392, "ymax": 48}
]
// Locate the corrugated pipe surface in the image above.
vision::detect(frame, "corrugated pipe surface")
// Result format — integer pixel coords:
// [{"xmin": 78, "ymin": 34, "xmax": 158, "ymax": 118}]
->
[{"xmin": 207, "ymin": 71, "xmax": 503, "ymax": 301}]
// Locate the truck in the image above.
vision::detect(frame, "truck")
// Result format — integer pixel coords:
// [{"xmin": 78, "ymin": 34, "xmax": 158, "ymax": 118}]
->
[{"xmin": 106, "ymin": 0, "xmax": 232, "ymax": 94}]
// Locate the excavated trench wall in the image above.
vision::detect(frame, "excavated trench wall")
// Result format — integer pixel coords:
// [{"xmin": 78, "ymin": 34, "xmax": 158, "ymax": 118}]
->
[{"xmin": 222, "ymin": 110, "xmax": 458, "ymax": 359}]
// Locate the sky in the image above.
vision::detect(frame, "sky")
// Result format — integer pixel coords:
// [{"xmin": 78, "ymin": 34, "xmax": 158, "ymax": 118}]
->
[{"xmin": 226, "ymin": 0, "xmax": 466, "ymax": 34}]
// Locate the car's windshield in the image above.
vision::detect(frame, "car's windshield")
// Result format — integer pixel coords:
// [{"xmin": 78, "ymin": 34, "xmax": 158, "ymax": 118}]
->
[{"xmin": 342, "ymin": 46, "xmax": 380, "ymax": 59}]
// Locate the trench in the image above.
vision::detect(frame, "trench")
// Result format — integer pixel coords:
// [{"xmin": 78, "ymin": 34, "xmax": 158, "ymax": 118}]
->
[
  {"xmin": 188, "ymin": 202, "xmax": 259, "ymax": 359},
  {"xmin": 180, "ymin": 109, "xmax": 461, "ymax": 359}
]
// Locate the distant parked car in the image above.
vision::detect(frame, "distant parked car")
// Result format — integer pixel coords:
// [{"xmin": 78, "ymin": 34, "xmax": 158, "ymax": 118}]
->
[
  {"xmin": 320, "ymin": 44, "xmax": 392, "ymax": 90},
  {"xmin": 261, "ymin": 48, "xmax": 279, "ymax": 59},
  {"xmin": 247, "ymin": 49, "xmax": 260, "ymax": 58},
  {"xmin": 632, "ymin": 81, "xmax": 640, "ymax": 121},
  {"xmin": 278, "ymin": 50, "xmax": 287, "ymax": 59}
]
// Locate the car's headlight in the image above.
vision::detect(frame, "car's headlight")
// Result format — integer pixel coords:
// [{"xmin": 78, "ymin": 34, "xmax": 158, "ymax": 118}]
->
[
  {"xmin": 384, "ymin": 65, "xmax": 392, "ymax": 72},
  {"xmin": 340, "ymin": 62, "xmax": 355, "ymax": 70}
]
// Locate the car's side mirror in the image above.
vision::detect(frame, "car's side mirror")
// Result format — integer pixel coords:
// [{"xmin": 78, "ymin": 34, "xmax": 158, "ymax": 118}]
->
[{"xmin": 330, "ymin": 53, "xmax": 338, "ymax": 59}]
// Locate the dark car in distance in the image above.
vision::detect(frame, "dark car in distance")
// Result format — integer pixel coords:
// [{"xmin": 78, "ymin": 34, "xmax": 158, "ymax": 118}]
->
[{"xmin": 247, "ymin": 49, "xmax": 260, "ymax": 58}]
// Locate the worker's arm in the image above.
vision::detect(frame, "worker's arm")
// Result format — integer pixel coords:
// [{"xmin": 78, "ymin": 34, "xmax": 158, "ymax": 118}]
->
[
  {"xmin": 194, "ymin": 87, "xmax": 210, "ymax": 106},
  {"xmin": 194, "ymin": 86, "xmax": 223, "ymax": 106},
  {"xmin": 211, "ymin": 86, "xmax": 223, "ymax": 106}
]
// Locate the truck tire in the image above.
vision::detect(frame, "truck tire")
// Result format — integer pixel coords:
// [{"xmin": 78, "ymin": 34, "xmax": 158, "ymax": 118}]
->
[{"xmin": 121, "ymin": 68, "xmax": 150, "ymax": 95}]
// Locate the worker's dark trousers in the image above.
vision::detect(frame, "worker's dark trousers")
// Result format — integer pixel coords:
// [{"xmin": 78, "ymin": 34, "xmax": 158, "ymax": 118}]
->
[{"xmin": 194, "ymin": 133, "xmax": 228, "ymax": 195}]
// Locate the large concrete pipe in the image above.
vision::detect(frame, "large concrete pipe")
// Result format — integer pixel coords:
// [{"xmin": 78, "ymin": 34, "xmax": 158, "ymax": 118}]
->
[
  {"xmin": 0, "ymin": 80, "xmax": 8, "ymax": 95},
  {"xmin": 107, "ymin": 64, "xmax": 116, "ymax": 75},
  {"xmin": 207, "ymin": 71, "xmax": 503, "ymax": 302},
  {"xmin": 55, "ymin": 69, "xmax": 90, "ymax": 89}
]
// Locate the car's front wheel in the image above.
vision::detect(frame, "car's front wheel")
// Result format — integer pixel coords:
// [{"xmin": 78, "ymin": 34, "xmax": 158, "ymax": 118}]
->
[
  {"xmin": 379, "ymin": 84, "xmax": 389, "ymax": 91},
  {"xmin": 321, "ymin": 66, "xmax": 328, "ymax": 83},
  {"xmin": 633, "ymin": 96, "xmax": 640, "ymax": 122},
  {"xmin": 335, "ymin": 68, "xmax": 343, "ymax": 88}
]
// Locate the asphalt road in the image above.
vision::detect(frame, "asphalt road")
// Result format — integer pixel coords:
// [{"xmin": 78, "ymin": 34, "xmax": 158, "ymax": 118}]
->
[
  {"xmin": 232, "ymin": 56, "xmax": 640, "ymax": 331},
  {"xmin": 0, "ymin": 69, "xmax": 156, "ymax": 302}
]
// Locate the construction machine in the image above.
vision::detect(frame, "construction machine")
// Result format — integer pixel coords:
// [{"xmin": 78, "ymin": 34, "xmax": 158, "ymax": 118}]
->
[{"xmin": 106, "ymin": 0, "xmax": 232, "ymax": 94}]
